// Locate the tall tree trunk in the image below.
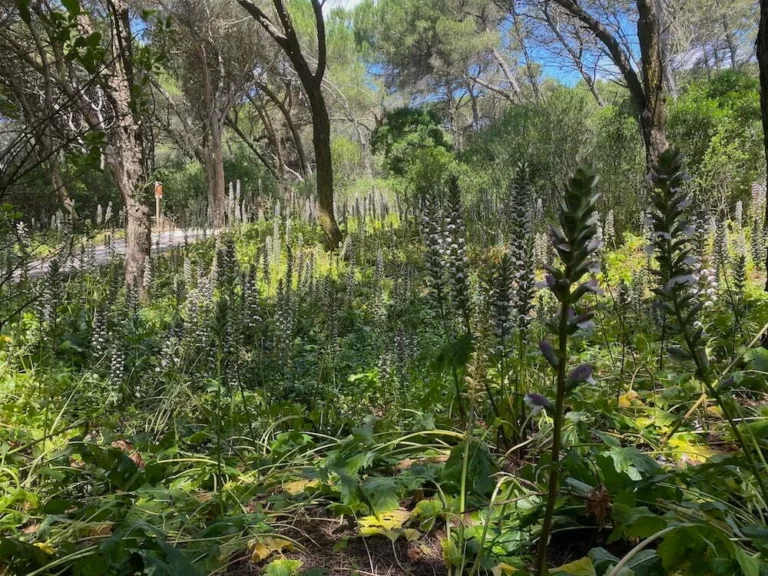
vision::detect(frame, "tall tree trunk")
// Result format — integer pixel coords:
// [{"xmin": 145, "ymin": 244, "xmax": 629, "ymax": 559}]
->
[
  {"xmin": 637, "ymin": 0, "xmax": 668, "ymax": 168},
  {"xmin": 758, "ymin": 0, "xmax": 768, "ymax": 287},
  {"xmin": 110, "ymin": 154, "xmax": 151, "ymax": 290},
  {"xmin": 309, "ymin": 90, "xmax": 342, "ymax": 248},
  {"xmin": 198, "ymin": 45, "xmax": 226, "ymax": 228},
  {"xmin": 236, "ymin": 0, "xmax": 342, "ymax": 249},
  {"xmin": 104, "ymin": 0, "xmax": 151, "ymax": 290},
  {"xmin": 49, "ymin": 162, "xmax": 76, "ymax": 218},
  {"xmin": 204, "ymin": 121, "xmax": 226, "ymax": 228}
]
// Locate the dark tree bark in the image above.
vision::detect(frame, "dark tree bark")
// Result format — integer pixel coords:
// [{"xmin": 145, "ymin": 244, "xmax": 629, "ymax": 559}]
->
[
  {"xmin": 237, "ymin": 0, "xmax": 343, "ymax": 249},
  {"xmin": 758, "ymin": 0, "xmax": 768, "ymax": 287},
  {"xmin": 551, "ymin": 0, "xmax": 668, "ymax": 169},
  {"xmin": 253, "ymin": 81, "xmax": 311, "ymax": 179},
  {"xmin": 636, "ymin": 0, "xmax": 668, "ymax": 166}
]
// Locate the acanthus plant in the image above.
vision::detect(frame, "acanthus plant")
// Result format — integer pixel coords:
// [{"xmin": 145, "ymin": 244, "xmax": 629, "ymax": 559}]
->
[
  {"xmin": 420, "ymin": 192, "xmax": 448, "ymax": 324},
  {"xmin": 91, "ymin": 305, "xmax": 109, "ymax": 359},
  {"xmin": 647, "ymin": 148, "xmax": 768, "ymax": 507},
  {"xmin": 420, "ymin": 183, "xmax": 471, "ymax": 419},
  {"xmin": 490, "ymin": 253, "xmax": 514, "ymax": 361},
  {"xmin": 713, "ymin": 215, "xmax": 729, "ymax": 282},
  {"xmin": 509, "ymin": 166, "xmax": 537, "ymax": 439},
  {"xmin": 445, "ymin": 177, "xmax": 472, "ymax": 333},
  {"xmin": 750, "ymin": 213, "xmax": 764, "ymax": 270},
  {"xmin": 750, "ymin": 182, "xmax": 765, "ymax": 269},
  {"xmin": 535, "ymin": 165, "xmax": 602, "ymax": 576},
  {"xmin": 512, "ymin": 166, "xmax": 536, "ymax": 345},
  {"xmin": 604, "ymin": 209, "xmax": 616, "ymax": 250},
  {"xmin": 43, "ymin": 258, "xmax": 62, "ymax": 349}
]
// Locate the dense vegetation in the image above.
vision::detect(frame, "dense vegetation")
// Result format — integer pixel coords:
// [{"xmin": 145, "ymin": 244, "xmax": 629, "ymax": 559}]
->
[{"xmin": 2, "ymin": 0, "xmax": 768, "ymax": 574}]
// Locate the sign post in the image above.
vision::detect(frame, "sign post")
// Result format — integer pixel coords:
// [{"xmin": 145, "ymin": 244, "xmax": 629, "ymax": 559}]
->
[{"xmin": 154, "ymin": 181, "xmax": 163, "ymax": 223}]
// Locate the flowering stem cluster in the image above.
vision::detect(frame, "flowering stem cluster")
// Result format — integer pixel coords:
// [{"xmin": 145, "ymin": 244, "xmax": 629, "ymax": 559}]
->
[{"xmin": 535, "ymin": 165, "xmax": 602, "ymax": 575}]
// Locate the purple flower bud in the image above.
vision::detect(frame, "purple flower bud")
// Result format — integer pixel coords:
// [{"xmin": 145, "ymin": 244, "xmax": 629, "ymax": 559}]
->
[
  {"xmin": 566, "ymin": 364, "xmax": 595, "ymax": 391},
  {"xmin": 539, "ymin": 340, "xmax": 559, "ymax": 370},
  {"xmin": 524, "ymin": 393, "xmax": 553, "ymax": 414}
]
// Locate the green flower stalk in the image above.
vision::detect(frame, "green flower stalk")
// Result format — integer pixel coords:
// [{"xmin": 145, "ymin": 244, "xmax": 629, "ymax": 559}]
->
[
  {"xmin": 714, "ymin": 216, "xmax": 729, "ymax": 282},
  {"xmin": 535, "ymin": 166, "xmax": 602, "ymax": 575},
  {"xmin": 446, "ymin": 177, "xmax": 472, "ymax": 332},
  {"xmin": 648, "ymin": 148, "xmax": 768, "ymax": 508}
]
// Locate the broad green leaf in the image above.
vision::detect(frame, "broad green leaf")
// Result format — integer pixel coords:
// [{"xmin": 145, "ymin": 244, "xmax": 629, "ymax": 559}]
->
[
  {"xmin": 266, "ymin": 559, "xmax": 303, "ymax": 576},
  {"xmin": 550, "ymin": 556, "xmax": 597, "ymax": 576}
]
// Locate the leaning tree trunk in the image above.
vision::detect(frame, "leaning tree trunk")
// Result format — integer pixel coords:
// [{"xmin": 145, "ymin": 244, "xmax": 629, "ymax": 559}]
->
[
  {"xmin": 758, "ymin": 0, "xmax": 768, "ymax": 288},
  {"xmin": 552, "ymin": 0, "xmax": 667, "ymax": 173},
  {"xmin": 309, "ymin": 90, "xmax": 342, "ymax": 249}
]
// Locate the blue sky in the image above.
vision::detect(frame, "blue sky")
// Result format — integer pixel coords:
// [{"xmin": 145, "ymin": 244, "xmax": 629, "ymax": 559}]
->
[{"xmin": 329, "ymin": 0, "xmax": 591, "ymax": 85}]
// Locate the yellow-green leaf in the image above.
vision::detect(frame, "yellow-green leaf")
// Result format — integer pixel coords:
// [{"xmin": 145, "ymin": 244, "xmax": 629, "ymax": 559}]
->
[{"xmin": 550, "ymin": 556, "xmax": 597, "ymax": 576}]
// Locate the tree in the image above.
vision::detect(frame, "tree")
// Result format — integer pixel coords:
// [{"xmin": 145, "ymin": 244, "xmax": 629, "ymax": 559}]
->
[
  {"xmin": 533, "ymin": 2, "xmax": 605, "ymax": 106},
  {"xmin": 0, "ymin": 0, "xmax": 155, "ymax": 289},
  {"xmin": 371, "ymin": 107, "xmax": 451, "ymax": 177},
  {"xmin": 759, "ymin": 0, "xmax": 768, "ymax": 285},
  {"xmin": 547, "ymin": 0, "xmax": 668, "ymax": 169},
  {"xmin": 0, "ymin": 58, "xmax": 77, "ymax": 217},
  {"xmin": 354, "ymin": 0, "xmax": 525, "ymax": 142},
  {"xmin": 153, "ymin": 0, "xmax": 262, "ymax": 228},
  {"xmin": 236, "ymin": 0, "xmax": 342, "ymax": 249}
]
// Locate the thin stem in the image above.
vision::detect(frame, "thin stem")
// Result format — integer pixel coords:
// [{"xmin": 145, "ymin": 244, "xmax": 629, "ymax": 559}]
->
[
  {"xmin": 671, "ymin": 290, "xmax": 768, "ymax": 506},
  {"xmin": 535, "ymin": 296, "xmax": 569, "ymax": 576}
]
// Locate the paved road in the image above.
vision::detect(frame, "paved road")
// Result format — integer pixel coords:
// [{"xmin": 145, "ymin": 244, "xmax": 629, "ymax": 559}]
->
[{"xmin": 19, "ymin": 228, "xmax": 218, "ymax": 281}]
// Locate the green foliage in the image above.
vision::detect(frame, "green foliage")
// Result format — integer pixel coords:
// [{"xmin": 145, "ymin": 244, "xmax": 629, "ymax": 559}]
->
[
  {"xmin": 462, "ymin": 87, "xmax": 597, "ymax": 208},
  {"xmin": 668, "ymin": 70, "xmax": 764, "ymax": 209},
  {"xmin": 371, "ymin": 106, "xmax": 452, "ymax": 177},
  {"xmin": 353, "ymin": 0, "xmax": 497, "ymax": 91}
]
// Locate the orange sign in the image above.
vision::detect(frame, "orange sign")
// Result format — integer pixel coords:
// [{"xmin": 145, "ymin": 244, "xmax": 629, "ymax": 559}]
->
[{"xmin": 154, "ymin": 181, "xmax": 163, "ymax": 198}]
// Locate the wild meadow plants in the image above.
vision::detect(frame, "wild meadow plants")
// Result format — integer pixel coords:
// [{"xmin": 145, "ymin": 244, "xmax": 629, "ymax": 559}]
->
[{"xmin": 1, "ymin": 156, "xmax": 768, "ymax": 575}]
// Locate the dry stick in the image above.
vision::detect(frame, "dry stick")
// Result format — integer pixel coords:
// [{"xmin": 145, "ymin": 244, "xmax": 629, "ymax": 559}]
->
[{"xmin": 661, "ymin": 320, "xmax": 768, "ymax": 445}]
